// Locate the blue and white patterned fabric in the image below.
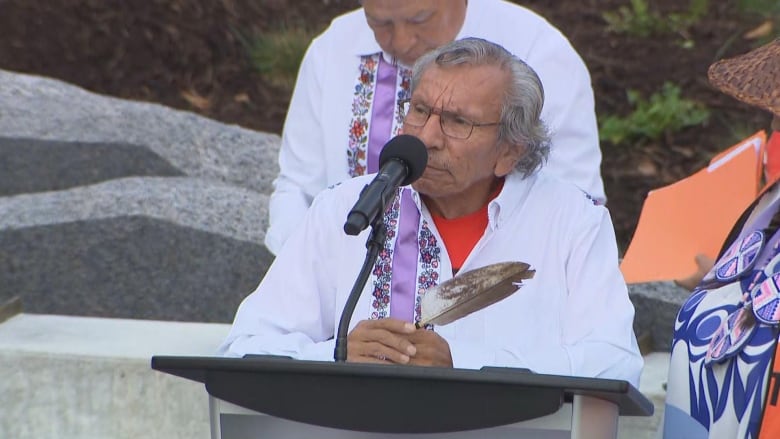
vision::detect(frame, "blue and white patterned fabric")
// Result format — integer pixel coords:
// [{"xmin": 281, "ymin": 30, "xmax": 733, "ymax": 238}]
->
[{"xmin": 664, "ymin": 194, "xmax": 780, "ymax": 438}]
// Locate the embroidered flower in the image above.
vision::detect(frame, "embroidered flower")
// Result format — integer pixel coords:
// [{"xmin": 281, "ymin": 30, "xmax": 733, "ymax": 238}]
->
[
  {"xmin": 406, "ymin": 218, "xmax": 442, "ymax": 326},
  {"xmin": 369, "ymin": 190, "xmax": 401, "ymax": 319},
  {"xmin": 347, "ymin": 55, "xmax": 379, "ymax": 178},
  {"xmin": 365, "ymin": 56, "xmax": 376, "ymax": 72},
  {"xmin": 416, "ymin": 220, "xmax": 441, "ymax": 323},
  {"xmin": 367, "ymin": 189, "xmax": 442, "ymax": 326},
  {"xmin": 350, "ymin": 120, "xmax": 366, "ymax": 139},
  {"xmin": 393, "ymin": 68, "xmax": 413, "ymax": 135}
]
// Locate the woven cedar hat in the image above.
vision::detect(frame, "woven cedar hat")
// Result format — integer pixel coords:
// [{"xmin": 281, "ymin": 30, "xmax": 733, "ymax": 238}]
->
[{"xmin": 708, "ymin": 38, "xmax": 780, "ymax": 117}]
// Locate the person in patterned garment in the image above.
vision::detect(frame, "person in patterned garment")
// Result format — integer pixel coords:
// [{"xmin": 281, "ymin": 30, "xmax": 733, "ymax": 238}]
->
[
  {"xmin": 663, "ymin": 38, "xmax": 780, "ymax": 439},
  {"xmin": 264, "ymin": 0, "xmax": 605, "ymax": 255},
  {"xmin": 219, "ymin": 38, "xmax": 642, "ymax": 386}
]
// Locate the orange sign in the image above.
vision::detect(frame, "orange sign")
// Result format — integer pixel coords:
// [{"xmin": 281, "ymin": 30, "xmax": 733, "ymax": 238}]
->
[
  {"xmin": 759, "ymin": 340, "xmax": 780, "ymax": 438},
  {"xmin": 620, "ymin": 131, "xmax": 766, "ymax": 284}
]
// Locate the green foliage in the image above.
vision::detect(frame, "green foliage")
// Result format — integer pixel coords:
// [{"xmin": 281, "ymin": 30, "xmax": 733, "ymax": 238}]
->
[
  {"xmin": 738, "ymin": 0, "xmax": 780, "ymax": 17},
  {"xmin": 737, "ymin": 0, "xmax": 780, "ymax": 46},
  {"xmin": 603, "ymin": 0, "xmax": 709, "ymax": 39},
  {"xmin": 242, "ymin": 26, "xmax": 316, "ymax": 91},
  {"xmin": 599, "ymin": 82, "xmax": 710, "ymax": 145}
]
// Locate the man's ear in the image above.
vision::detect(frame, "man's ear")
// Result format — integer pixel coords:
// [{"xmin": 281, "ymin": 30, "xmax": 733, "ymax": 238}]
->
[{"xmin": 494, "ymin": 142, "xmax": 523, "ymax": 177}]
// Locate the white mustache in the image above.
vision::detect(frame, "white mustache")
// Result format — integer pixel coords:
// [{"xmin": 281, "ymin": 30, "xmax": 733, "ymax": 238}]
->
[{"xmin": 425, "ymin": 158, "xmax": 449, "ymax": 172}]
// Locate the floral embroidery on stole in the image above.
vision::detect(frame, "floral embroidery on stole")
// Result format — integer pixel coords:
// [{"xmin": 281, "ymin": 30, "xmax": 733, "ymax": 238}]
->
[
  {"xmin": 347, "ymin": 54, "xmax": 378, "ymax": 178},
  {"xmin": 416, "ymin": 221, "xmax": 441, "ymax": 322},
  {"xmin": 394, "ymin": 66, "xmax": 412, "ymax": 131},
  {"xmin": 370, "ymin": 188, "xmax": 441, "ymax": 324},
  {"xmin": 347, "ymin": 54, "xmax": 411, "ymax": 178}
]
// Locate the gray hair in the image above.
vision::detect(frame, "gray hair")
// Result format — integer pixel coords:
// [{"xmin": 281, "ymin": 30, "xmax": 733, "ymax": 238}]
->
[{"xmin": 410, "ymin": 37, "xmax": 551, "ymax": 177}]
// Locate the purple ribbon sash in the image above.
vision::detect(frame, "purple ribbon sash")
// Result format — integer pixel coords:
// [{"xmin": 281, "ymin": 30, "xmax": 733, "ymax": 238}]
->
[
  {"xmin": 366, "ymin": 57, "xmax": 398, "ymax": 174},
  {"xmin": 389, "ymin": 190, "xmax": 420, "ymax": 322}
]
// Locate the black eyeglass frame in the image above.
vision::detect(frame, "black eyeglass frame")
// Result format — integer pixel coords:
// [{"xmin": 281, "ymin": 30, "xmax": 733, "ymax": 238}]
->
[{"xmin": 398, "ymin": 99, "xmax": 502, "ymax": 140}]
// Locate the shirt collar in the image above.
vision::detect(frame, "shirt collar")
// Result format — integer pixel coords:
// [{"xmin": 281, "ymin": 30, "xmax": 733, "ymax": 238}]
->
[
  {"xmin": 488, "ymin": 171, "xmax": 534, "ymax": 230},
  {"xmin": 407, "ymin": 170, "xmax": 535, "ymax": 230}
]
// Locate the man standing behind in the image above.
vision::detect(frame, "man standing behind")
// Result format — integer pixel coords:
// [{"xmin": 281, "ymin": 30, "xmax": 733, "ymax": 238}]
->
[
  {"xmin": 222, "ymin": 38, "xmax": 641, "ymax": 386},
  {"xmin": 265, "ymin": 0, "xmax": 604, "ymax": 255}
]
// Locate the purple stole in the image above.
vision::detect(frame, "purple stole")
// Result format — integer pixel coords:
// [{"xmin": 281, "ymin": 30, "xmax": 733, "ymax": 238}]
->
[
  {"xmin": 348, "ymin": 54, "xmax": 421, "ymax": 321},
  {"xmin": 347, "ymin": 54, "xmax": 411, "ymax": 178},
  {"xmin": 369, "ymin": 189, "xmax": 442, "ymax": 323}
]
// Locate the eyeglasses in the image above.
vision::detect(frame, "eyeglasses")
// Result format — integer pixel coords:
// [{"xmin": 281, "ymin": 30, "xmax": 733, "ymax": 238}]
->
[{"xmin": 399, "ymin": 99, "xmax": 502, "ymax": 140}]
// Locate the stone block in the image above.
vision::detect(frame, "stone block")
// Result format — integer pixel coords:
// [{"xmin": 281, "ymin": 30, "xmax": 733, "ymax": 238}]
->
[{"xmin": 629, "ymin": 282, "xmax": 690, "ymax": 352}]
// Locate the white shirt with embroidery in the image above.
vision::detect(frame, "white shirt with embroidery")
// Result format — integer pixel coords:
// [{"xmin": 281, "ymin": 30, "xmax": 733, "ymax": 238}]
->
[
  {"xmin": 221, "ymin": 170, "xmax": 641, "ymax": 388},
  {"xmin": 265, "ymin": 0, "xmax": 605, "ymax": 255}
]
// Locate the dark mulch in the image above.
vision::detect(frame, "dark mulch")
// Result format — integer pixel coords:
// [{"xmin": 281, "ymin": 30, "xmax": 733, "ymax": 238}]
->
[{"xmin": 0, "ymin": 0, "xmax": 773, "ymax": 252}]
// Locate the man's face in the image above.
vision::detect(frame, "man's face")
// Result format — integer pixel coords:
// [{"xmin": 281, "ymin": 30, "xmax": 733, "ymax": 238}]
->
[
  {"xmin": 402, "ymin": 64, "xmax": 519, "ymax": 217},
  {"xmin": 362, "ymin": 0, "xmax": 467, "ymax": 67}
]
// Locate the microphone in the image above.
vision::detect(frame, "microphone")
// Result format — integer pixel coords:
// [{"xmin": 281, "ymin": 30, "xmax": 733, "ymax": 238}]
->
[
  {"xmin": 335, "ymin": 136, "xmax": 427, "ymax": 362},
  {"xmin": 343, "ymin": 135, "xmax": 428, "ymax": 235}
]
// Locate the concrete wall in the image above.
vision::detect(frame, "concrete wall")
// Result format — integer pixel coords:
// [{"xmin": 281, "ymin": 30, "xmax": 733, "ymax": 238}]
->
[{"xmin": 0, "ymin": 314, "xmax": 229, "ymax": 439}]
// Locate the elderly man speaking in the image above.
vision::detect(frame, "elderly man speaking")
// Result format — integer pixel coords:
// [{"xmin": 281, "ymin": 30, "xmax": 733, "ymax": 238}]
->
[{"xmin": 219, "ymin": 38, "xmax": 642, "ymax": 386}]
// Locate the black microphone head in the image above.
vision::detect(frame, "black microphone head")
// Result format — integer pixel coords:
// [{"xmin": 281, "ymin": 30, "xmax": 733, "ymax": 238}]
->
[{"xmin": 378, "ymin": 134, "xmax": 428, "ymax": 186}]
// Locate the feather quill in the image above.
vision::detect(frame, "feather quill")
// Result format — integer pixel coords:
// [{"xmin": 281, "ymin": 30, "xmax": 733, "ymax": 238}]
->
[{"xmin": 419, "ymin": 261, "xmax": 535, "ymax": 326}]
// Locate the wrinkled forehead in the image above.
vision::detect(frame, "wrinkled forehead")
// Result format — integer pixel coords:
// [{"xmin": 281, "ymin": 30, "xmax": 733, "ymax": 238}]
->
[{"xmin": 412, "ymin": 64, "xmax": 507, "ymax": 116}]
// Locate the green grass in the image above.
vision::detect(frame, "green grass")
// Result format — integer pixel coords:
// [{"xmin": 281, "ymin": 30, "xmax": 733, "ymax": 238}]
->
[
  {"xmin": 738, "ymin": 0, "xmax": 780, "ymax": 16},
  {"xmin": 737, "ymin": 0, "xmax": 780, "ymax": 46},
  {"xmin": 599, "ymin": 82, "xmax": 710, "ymax": 145},
  {"xmin": 603, "ymin": 0, "xmax": 709, "ymax": 41},
  {"xmin": 242, "ymin": 26, "xmax": 317, "ymax": 91}
]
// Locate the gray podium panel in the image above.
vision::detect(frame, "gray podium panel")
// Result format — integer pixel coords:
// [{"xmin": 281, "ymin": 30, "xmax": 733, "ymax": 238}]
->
[
  {"xmin": 209, "ymin": 394, "xmax": 619, "ymax": 439},
  {"xmin": 151, "ymin": 355, "xmax": 649, "ymax": 439}
]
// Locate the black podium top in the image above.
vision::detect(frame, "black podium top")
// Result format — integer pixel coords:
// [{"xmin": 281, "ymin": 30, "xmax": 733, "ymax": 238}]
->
[{"xmin": 152, "ymin": 355, "xmax": 653, "ymax": 434}]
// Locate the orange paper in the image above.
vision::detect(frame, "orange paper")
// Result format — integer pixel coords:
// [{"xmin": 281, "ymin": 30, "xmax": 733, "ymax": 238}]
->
[{"xmin": 620, "ymin": 132, "xmax": 766, "ymax": 284}]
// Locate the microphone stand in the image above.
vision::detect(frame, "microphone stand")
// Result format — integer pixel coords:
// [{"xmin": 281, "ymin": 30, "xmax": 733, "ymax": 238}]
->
[{"xmin": 334, "ymin": 212, "xmax": 387, "ymax": 362}]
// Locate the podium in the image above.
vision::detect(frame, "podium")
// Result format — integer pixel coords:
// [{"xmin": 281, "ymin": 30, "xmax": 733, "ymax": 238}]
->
[{"xmin": 151, "ymin": 355, "xmax": 654, "ymax": 439}]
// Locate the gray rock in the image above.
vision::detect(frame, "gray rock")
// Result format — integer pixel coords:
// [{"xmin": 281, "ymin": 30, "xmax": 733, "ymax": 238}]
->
[
  {"xmin": 0, "ymin": 69, "xmax": 281, "ymax": 194},
  {"xmin": 0, "ymin": 178, "xmax": 274, "ymax": 322},
  {"xmin": 0, "ymin": 219, "xmax": 271, "ymax": 323},
  {"xmin": 0, "ymin": 137, "xmax": 184, "ymax": 196},
  {"xmin": 0, "ymin": 70, "xmax": 283, "ymax": 322},
  {"xmin": 629, "ymin": 281, "xmax": 690, "ymax": 352},
  {"xmin": 0, "ymin": 177, "xmax": 269, "ymax": 244}
]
